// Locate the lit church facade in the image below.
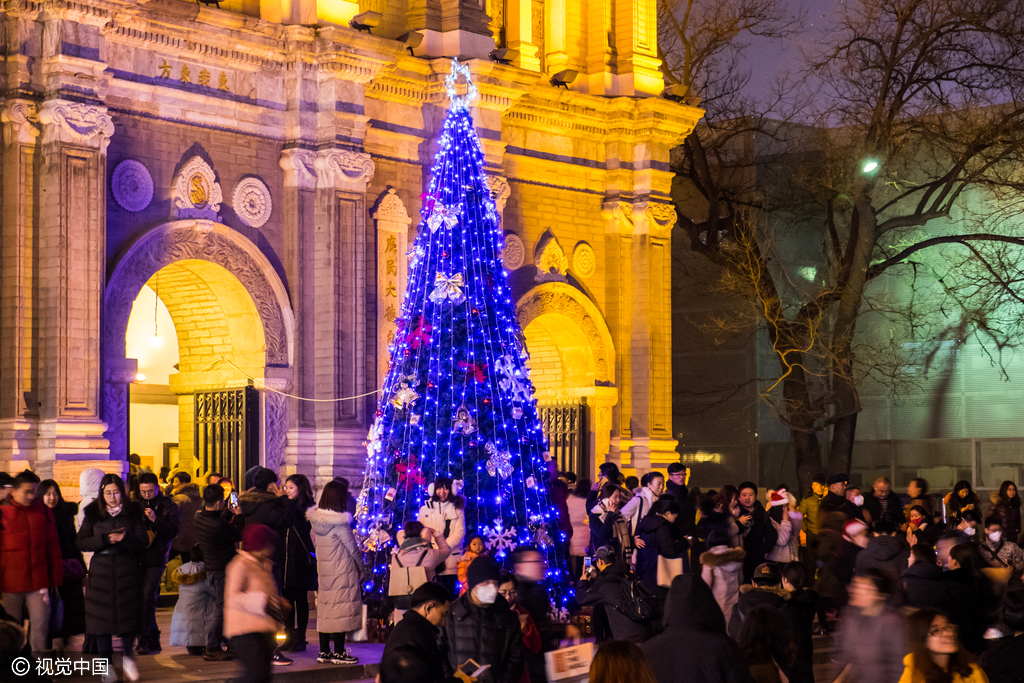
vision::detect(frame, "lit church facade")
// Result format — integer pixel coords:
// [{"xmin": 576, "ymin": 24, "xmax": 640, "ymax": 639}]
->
[{"xmin": 0, "ymin": 0, "xmax": 701, "ymax": 496}]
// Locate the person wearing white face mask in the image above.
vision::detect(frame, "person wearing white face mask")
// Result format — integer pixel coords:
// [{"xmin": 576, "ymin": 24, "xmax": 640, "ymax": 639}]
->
[
  {"xmin": 442, "ymin": 555, "xmax": 525, "ymax": 683},
  {"xmin": 979, "ymin": 517, "xmax": 1024, "ymax": 576}
]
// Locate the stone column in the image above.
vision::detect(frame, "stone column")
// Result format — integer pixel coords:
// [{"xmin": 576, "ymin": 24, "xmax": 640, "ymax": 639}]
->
[
  {"xmin": 36, "ymin": 100, "xmax": 114, "ymax": 470},
  {"xmin": 612, "ymin": 0, "xmax": 663, "ymax": 96},
  {"xmin": 372, "ymin": 189, "xmax": 412, "ymax": 386},
  {"xmin": 507, "ymin": 0, "xmax": 541, "ymax": 71},
  {"xmin": 279, "ymin": 147, "xmax": 318, "ymax": 477},
  {"xmin": 0, "ymin": 100, "xmax": 41, "ymax": 467}
]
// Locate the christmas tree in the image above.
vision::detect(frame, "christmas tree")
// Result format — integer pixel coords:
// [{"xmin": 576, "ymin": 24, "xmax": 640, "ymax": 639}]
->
[{"xmin": 356, "ymin": 60, "xmax": 570, "ymax": 604}]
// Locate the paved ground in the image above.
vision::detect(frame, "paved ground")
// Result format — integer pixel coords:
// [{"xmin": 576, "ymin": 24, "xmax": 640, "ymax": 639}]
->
[{"xmin": 57, "ymin": 606, "xmax": 383, "ymax": 683}]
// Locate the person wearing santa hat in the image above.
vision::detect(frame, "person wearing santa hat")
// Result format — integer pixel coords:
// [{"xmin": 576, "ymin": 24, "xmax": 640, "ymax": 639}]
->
[{"xmin": 766, "ymin": 490, "xmax": 803, "ymax": 564}]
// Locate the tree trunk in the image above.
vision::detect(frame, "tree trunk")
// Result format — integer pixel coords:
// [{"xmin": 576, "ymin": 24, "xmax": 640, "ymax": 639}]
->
[{"xmin": 830, "ymin": 412, "xmax": 857, "ymax": 478}]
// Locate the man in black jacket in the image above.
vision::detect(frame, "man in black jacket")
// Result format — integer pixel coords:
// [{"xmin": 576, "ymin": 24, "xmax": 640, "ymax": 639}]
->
[
  {"xmin": 818, "ymin": 474, "xmax": 863, "ymax": 522},
  {"xmin": 442, "ymin": 556, "xmax": 524, "ymax": 683},
  {"xmin": 134, "ymin": 471, "xmax": 180, "ymax": 655},
  {"xmin": 727, "ymin": 563, "xmax": 788, "ymax": 638},
  {"xmin": 737, "ymin": 483, "xmax": 778, "ymax": 582},
  {"xmin": 642, "ymin": 574, "xmax": 753, "ymax": 683},
  {"xmin": 512, "ymin": 546, "xmax": 580, "ymax": 683},
  {"xmin": 576, "ymin": 546, "xmax": 653, "ymax": 642},
  {"xmin": 863, "ymin": 477, "xmax": 905, "ymax": 525},
  {"xmin": 194, "ymin": 483, "xmax": 242, "ymax": 660},
  {"xmin": 383, "ymin": 582, "xmax": 453, "ymax": 683},
  {"xmin": 238, "ymin": 467, "xmax": 292, "ymax": 583}
]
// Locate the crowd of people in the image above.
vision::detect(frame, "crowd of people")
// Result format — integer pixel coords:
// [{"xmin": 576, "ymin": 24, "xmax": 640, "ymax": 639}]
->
[
  {"xmin": 0, "ymin": 462, "xmax": 365, "ymax": 683},
  {"xmin": 2, "ymin": 458, "xmax": 1024, "ymax": 683},
  {"xmin": 382, "ymin": 464, "xmax": 1024, "ymax": 683}
]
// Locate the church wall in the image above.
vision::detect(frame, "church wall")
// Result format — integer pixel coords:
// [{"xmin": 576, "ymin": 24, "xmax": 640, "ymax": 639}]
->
[{"xmin": 105, "ymin": 114, "xmax": 287, "ymax": 284}]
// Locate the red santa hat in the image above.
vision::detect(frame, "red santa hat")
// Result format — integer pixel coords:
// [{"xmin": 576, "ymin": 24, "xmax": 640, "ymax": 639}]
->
[{"xmin": 769, "ymin": 490, "xmax": 788, "ymax": 507}]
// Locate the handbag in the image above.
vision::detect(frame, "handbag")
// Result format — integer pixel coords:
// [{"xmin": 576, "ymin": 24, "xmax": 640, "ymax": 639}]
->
[
  {"xmin": 48, "ymin": 587, "xmax": 64, "ymax": 634},
  {"xmin": 291, "ymin": 527, "xmax": 316, "ymax": 566},
  {"xmin": 389, "ymin": 549, "xmax": 430, "ymax": 597},
  {"xmin": 656, "ymin": 556, "xmax": 683, "ymax": 587},
  {"xmin": 62, "ymin": 559, "xmax": 87, "ymax": 581}
]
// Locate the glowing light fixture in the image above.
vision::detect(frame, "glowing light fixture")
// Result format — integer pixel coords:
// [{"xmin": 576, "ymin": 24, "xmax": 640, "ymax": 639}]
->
[
  {"xmin": 489, "ymin": 48, "xmax": 519, "ymax": 65},
  {"xmin": 862, "ymin": 159, "xmax": 879, "ymax": 174},
  {"xmin": 136, "ymin": 373, "xmax": 147, "ymax": 382}
]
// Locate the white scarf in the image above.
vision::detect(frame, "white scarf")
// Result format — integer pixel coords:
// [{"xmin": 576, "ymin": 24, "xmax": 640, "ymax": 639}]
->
[{"xmin": 107, "ymin": 504, "xmax": 123, "ymax": 517}]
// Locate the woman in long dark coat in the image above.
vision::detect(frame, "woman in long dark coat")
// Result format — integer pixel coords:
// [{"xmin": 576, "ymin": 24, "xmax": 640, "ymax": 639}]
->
[
  {"xmin": 38, "ymin": 479, "xmax": 86, "ymax": 647},
  {"xmin": 282, "ymin": 473, "xmax": 318, "ymax": 652},
  {"xmin": 76, "ymin": 473, "xmax": 148, "ymax": 680}
]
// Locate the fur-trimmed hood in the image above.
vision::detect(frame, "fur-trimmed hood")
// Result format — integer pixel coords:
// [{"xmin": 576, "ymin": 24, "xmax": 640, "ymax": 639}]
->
[
  {"xmin": 238, "ymin": 489, "xmax": 277, "ymax": 506},
  {"xmin": 739, "ymin": 584, "xmax": 790, "ymax": 598},
  {"xmin": 306, "ymin": 507, "xmax": 353, "ymax": 536},
  {"xmin": 699, "ymin": 546, "xmax": 746, "ymax": 567},
  {"xmin": 172, "ymin": 561, "xmax": 207, "ymax": 585},
  {"xmin": 171, "ymin": 482, "xmax": 201, "ymax": 502}
]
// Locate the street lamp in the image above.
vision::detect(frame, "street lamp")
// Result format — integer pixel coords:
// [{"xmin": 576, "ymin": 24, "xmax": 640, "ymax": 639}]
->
[{"xmin": 862, "ymin": 159, "xmax": 880, "ymax": 174}]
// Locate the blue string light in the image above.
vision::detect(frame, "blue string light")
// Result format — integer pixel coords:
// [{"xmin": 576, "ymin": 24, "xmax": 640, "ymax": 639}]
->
[{"xmin": 356, "ymin": 59, "xmax": 570, "ymax": 604}]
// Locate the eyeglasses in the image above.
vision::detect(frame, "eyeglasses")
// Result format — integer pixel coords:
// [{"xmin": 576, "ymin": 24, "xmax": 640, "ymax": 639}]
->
[
  {"xmin": 499, "ymin": 590, "xmax": 517, "ymax": 598},
  {"xmin": 928, "ymin": 625, "xmax": 958, "ymax": 637}
]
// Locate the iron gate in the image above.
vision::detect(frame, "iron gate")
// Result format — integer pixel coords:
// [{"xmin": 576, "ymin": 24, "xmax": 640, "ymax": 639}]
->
[
  {"xmin": 194, "ymin": 386, "xmax": 260, "ymax": 487},
  {"xmin": 538, "ymin": 404, "xmax": 588, "ymax": 480}
]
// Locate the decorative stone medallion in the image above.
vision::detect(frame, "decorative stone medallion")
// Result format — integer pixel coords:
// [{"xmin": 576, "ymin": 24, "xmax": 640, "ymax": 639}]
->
[
  {"xmin": 534, "ymin": 230, "xmax": 569, "ymax": 283},
  {"xmin": 171, "ymin": 156, "xmax": 222, "ymax": 221},
  {"xmin": 502, "ymin": 233, "xmax": 525, "ymax": 270},
  {"xmin": 573, "ymin": 241, "xmax": 597, "ymax": 279},
  {"xmin": 111, "ymin": 160, "xmax": 154, "ymax": 212},
  {"xmin": 232, "ymin": 176, "xmax": 273, "ymax": 228}
]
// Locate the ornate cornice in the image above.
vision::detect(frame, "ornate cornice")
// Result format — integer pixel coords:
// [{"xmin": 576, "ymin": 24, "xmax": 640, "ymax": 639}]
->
[
  {"xmin": 279, "ymin": 148, "xmax": 317, "ymax": 189},
  {"xmin": 1, "ymin": 99, "xmax": 41, "ymax": 146},
  {"xmin": 37, "ymin": 100, "xmax": 114, "ymax": 152},
  {"xmin": 314, "ymin": 148, "xmax": 375, "ymax": 192}
]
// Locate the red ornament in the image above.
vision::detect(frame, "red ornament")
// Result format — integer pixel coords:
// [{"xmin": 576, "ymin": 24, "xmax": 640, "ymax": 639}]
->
[
  {"xmin": 406, "ymin": 316, "xmax": 432, "ymax": 349},
  {"xmin": 442, "ymin": 251, "xmax": 449, "ymax": 259},
  {"xmin": 458, "ymin": 361, "xmax": 487, "ymax": 384},
  {"xmin": 471, "ymin": 308, "xmax": 479, "ymax": 315},
  {"xmin": 483, "ymin": 398, "xmax": 491, "ymax": 405},
  {"xmin": 427, "ymin": 382, "xmax": 435, "ymax": 389},
  {"xmin": 396, "ymin": 454, "xmax": 427, "ymax": 486}
]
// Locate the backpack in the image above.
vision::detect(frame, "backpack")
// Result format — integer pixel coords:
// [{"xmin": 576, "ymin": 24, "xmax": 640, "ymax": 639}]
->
[
  {"xmin": 389, "ymin": 549, "xmax": 430, "ymax": 597},
  {"xmin": 615, "ymin": 572, "xmax": 656, "ymax": 622}
]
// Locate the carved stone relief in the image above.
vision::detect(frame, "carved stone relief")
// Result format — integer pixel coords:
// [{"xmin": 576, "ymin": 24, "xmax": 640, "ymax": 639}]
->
[
  {"xmin": 232, "ymin": 176, "xmax": 273, "ymax": 228},
  {"xmin": 279, "ymin": 149, "xmax": 317, "ymax": 189},
  {"xmin": 38, "ymin": 100, "xmax": 114, "ymax": 151},
  {"xmin": 487, "ymin": 175, "xmax": 512, "ymax": 212},
  {"xmin": 1, "ymin": 100, "xmax": 41, "ymax": 145},
  {"xmin": 503, "ymin": 233, "xmax": 525, "ymax": 270},
  {"xmin": 111, "ymin": 160, "xmax": 155, "ymax": 212},
  {"xmin": 262, "ymin": 390, "xmax": 287, "ymax": 473},
  {"xmin": 171, "ymin": 156, "xmax": 223, "ymax": 221},
  {"xmin": 314, "ymin": 149, "xmax": 375, "ymax": 190},
  {"xmin": 534, "ymin": 230, "xmax": 569, "ymax": 282},
  {"xmin": 573, "ymin": 241, "xmax": 596, "ymax": 279}
]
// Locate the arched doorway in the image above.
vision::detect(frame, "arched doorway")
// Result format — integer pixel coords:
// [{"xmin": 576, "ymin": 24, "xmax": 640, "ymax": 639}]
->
[
  {"xmin": 104, "ymin": 220, "xmax": 294, "ymax": 480},
  {"xmin": 516, "ymin": 282, "xmax": 617, "ymax": 479}
]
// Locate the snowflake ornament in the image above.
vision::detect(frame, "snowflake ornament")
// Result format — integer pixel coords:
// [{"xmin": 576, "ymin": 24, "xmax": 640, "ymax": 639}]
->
[
  {"xmin": 483, "ymin": 518, "xmax": 518, "ymax": 553},
  {"xmin": 484, "ymin": 442, "xmax": 514, "ymax": 478},
  {"xmin": 495, "ymin": 354, "xmax": 532, "ymax": 403},
  {"xmin": 548, "ymin": 606, "xmax": 570, "ymax": 624},
  {"xmin": 396, "ymin": 455, "xmax": 427, "ymax": 485}
]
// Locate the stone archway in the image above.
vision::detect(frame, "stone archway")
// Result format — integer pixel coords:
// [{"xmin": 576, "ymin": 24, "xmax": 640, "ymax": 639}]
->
[
  {"xmin": 103, "ymin": 220, "xmax": 295, "ymax": 471},
  {"xmin": 516, "ymin": 282, "xmax": 617, "ymax": 475}
]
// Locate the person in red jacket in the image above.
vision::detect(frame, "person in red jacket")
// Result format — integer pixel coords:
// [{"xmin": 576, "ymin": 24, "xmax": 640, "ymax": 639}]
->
[{"xmin": 0, "ymin": 470, "xmax": 64, "ymax": 652}]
